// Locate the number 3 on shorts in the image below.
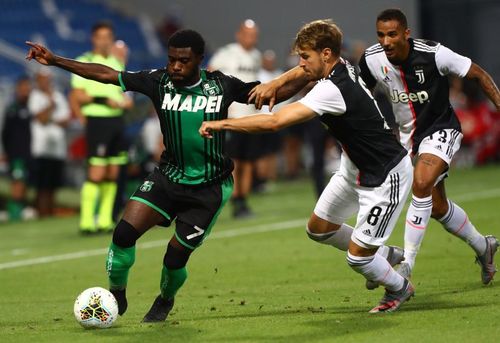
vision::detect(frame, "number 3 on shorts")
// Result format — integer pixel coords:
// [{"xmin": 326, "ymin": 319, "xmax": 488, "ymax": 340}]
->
[{"xmin": 186, "ymin": 225, "xmax": 205, "ymax": 240}]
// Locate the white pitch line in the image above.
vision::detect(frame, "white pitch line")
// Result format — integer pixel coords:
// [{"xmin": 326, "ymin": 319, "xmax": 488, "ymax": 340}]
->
[
  {"xmin": 450, "ymin": 188, "xmax": 500, "ymax": 203},
  {"xmin": 1, "ymin": 186, "xmax": 499, "ymax": 271},
  {"xmin": 0, "ymin": 219, "xmax": 306, "ymax": 271}
]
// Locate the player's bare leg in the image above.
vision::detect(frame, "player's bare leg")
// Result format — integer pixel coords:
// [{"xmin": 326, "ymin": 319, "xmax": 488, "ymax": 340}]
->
[{"xmin": 106, "ymin": 200, "xmax": 164, "ymax": 315}]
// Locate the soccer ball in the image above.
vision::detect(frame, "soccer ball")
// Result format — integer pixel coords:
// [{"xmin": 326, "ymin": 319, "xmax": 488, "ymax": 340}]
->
[{"xmin": 73, "ymin": 287, "xmax": 119, "ymax": 328}]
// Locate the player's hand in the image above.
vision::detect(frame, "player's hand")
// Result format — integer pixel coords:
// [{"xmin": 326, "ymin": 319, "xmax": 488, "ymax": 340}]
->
[
  {"xmin": 25, "ymin": 41, "xmax": 56, "ymax": 65},
  {"xmin": 248, "ymin": 80, "xmax": 281, "ymax": 110},
  {"xmin": 199, "ymin": 121, "xmax": 223, "ymax": 139}
]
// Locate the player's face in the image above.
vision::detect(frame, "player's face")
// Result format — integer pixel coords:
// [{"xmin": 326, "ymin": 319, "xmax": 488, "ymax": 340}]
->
[
  {"xmin": 167, "ymin": 47, "xmax": 203, "ymax": 86},
  {"xmin": 237, "ymin": 26, "xmax": 259, "ymax": 51},
  {"xmin": 297, "ymin": 47, "xmax": 325, "ymax": 81},
  {"xmin": 376, "ymin": 19, "xmax": 410, "ymax": 63},
  {"xmin": 92, "ymin": 27, "xmax": 115, "ymax": 55}
]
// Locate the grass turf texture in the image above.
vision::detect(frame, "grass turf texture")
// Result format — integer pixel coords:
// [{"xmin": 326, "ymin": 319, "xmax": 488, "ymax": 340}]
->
[{"xmin": 1, "ymin": 165, "xmax": 499, "ymax": 342}]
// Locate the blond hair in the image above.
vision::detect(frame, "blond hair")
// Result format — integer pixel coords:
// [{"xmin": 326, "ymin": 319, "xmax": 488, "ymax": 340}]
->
[{"xmin": 294, "ymin": 19, "xmax": 343, "ymax": 55}]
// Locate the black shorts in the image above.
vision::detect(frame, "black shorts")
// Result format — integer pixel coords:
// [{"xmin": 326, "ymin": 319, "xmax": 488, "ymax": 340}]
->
[
  {"xmin": 30, "ymin": 157, "xmax": 64, "ymax": 190},
  {"xmin": 130, "ymin": 168, "xmax": 234, "ymax": 250},
  {"xmin": 85, "ymin": 116, "xmax": 127, "ymax": 166},
  {"xmin": 225, "ymin": 131, "xmax": 266, "ymax": 161}
]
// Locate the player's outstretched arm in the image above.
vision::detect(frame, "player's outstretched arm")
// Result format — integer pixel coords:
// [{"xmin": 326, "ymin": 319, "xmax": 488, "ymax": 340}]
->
[
  {"xmin": 25, "ymin": 41, "xmax": 120, "ymax": 86},
  {"xmin": 249, "ymin": 66, "xmax": 309, "ymax": 110},
  {"xmin": 466, "ymin": 62, "xmax": 500, "ymax": 111},
  {"xmin": 199, "ymin": 102, "xmax": 316, "ymax": 138}
]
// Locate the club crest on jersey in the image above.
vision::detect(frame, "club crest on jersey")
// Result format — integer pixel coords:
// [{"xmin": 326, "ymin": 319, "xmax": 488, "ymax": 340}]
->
[
  {"xmin": 140, "ymin": 180, "xmax": 154, "ymax": 192},
  {"xmin": 415, "ymin": 68, "xmax": 425, "ymax": 84},
  {"xmin": 165, "ymin": 81, "xmax": 174, "ymax": 90},
  {"xmin": 381, "ymin": 65, "xmax": 391, "ymax": 82},
  {"xmin": 202, "ymin": 80, "xmax": 221, "ymax": 96}
]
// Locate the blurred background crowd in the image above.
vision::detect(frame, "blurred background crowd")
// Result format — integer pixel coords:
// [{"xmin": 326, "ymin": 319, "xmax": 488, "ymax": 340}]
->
[{"xmin": 0, "ymin": 0, "xmax": 498, "ymax": 223}]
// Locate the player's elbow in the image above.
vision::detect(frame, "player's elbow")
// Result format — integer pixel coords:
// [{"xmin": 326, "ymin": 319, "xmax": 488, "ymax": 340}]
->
[{"xmin": 267, "ymin": 117, "xmax": 283, "ymax": 132}]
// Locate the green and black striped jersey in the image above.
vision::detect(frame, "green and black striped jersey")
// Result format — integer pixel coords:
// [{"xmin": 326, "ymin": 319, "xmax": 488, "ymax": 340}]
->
[{"xmin": 119, "ymin": 69, "xmax": 259, "ymax": 185}]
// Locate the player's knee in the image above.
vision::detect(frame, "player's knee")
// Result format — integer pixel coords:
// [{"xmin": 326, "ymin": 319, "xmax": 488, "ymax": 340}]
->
[
  {"xmin": 412, "ymin": 178, "xmax": 434, "ymax": 197},
  {"xmin": 164, "ymin": 242, "xmax": 191, "ymax": 270},
  {"xmin": 306, "ymin": 225, "xmax": 335, "ymax": 243},
  {"xmin": 112, "ymin": 219, "xmax": 142, "ymax": 248}
]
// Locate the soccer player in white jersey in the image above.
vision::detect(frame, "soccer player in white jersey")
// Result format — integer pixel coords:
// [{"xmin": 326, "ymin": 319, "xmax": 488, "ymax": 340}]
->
[
  {"xmin": 201, "ymin": 20, "xmax": 415, "ymax": 313},
  {"xmin": 357, "ymin": 9, "xmax": 500, "ymax": 283},
  {"xmin": 249, "ymin": 10, "xmax": 500, "ymax": 286}
]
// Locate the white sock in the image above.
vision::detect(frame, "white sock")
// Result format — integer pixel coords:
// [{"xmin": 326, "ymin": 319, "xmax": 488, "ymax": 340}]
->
[
  {"xmin": 404, "ymin": 195, "xmax": 433, "ymax": 269},
  {"xmin": 347, "ymin": 252, "xmax": 405, "ymax": 292},
  {"xmin": 438, "ymin": 200, "xmax": 487, "ymax": 255},
  {"xmin": 306, "ymin": 223, "xmax": 353, "ymax": 251}
]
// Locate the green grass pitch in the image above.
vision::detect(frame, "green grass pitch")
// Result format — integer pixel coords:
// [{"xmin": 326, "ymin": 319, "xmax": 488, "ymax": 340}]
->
[{"xmin": 1, "ymin": 165, "xmax": 499, "ymax": 342}]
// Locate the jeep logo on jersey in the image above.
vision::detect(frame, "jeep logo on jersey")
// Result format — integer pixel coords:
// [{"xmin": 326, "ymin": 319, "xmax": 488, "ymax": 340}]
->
[
  {"xmin": 390, "ymin": 89, "xmax": 429, "ymax": 104},
  {"xmin": 415, "ymin": 68, "xmax": 425, "ymax": 84},
  {"xmin": 161, "ymin": 94, "xmax": 223, "ymax": 113},
  {"xmin": 202, "ymin": 80, "xmax": 221, "ymax": 96}
]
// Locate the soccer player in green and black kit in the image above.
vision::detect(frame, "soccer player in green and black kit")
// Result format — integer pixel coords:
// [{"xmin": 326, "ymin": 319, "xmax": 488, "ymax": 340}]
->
[{"xmin": 25, "ymin": 30, "xmax": 293, "ymax": 322}]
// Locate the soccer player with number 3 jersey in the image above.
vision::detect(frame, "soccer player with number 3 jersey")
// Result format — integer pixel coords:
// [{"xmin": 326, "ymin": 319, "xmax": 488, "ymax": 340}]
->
[{"xmin": 358, "ymin": 9, "xmax": 500, "ymax": 283}]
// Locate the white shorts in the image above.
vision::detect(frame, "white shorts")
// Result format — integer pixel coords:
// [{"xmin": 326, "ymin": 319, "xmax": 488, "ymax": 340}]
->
[
  {"xmin": 418, "ymin": 128, "xmax": 462, "ymax": 183},
  {"xmin": 314, "ymin": 155, "xmax": 413, "ymax": 248}
]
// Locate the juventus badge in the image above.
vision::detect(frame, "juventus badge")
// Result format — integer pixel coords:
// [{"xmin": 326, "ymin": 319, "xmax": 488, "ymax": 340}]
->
[{"xmin": 415, "ymin": 68, "xmax": 425, "ymax": 84}]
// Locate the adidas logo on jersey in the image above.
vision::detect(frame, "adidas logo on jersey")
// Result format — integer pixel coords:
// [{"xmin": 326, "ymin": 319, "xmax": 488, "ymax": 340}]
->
[
  {"xmin": 390, "ymin": 89, "xmax": 429, "ymax": 104},
  {"xmin": 362, "ymin": 229, "xmax": 372, "ymax": 236},
  {"xmin": 161, "ymin": 94, "xmax": 223, "ymax": 113}
]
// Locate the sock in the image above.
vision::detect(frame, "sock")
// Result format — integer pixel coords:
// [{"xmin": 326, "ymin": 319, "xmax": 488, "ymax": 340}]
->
[
  {"xmin": 106, "ymin": 242, "xmax": 136, "ymax": 289},
  {"xmin": 438, "ymin": 200, "xmax": 487, "ymax": 255},
  {"xmin": 97, "ymin": 181, "xmax": 118, "ymax": 229},
  {"xmin": 306, "ymin": 223, "xmax": 353, "ymax": 251},
  {"xmin": 403, "ymin": 194, "xmax": 433, "ymax": 269},
  {"xmin": 7, "ymin": 199, "xmax": 24, "ymax": 221},
  {"xmin": 160, "ymin": 266, "xmax": 187, "ymax": 300},
  {"xmin": 80, "ymin": 181, "xmax": 100, "ymax": 230},
  {"xmin": 347, "ymin": 252, "xmax": 405, "ymax": 292}
]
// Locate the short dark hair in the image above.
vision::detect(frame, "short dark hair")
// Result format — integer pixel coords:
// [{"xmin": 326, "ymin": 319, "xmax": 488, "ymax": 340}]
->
[
  {"xmin": 168, "ymin": 29, "xmax": 205, "ymax": 56},
  {"xmin": 377, "ymin": 8, "xmax": 408, "ymax": 29},
  {"xmin": 91, "ymin": 20, "xmax": 115, "ymax": 35},
  {"xmin": 294, "ymin": 19, "xmax": 343, "ymax": 55}
]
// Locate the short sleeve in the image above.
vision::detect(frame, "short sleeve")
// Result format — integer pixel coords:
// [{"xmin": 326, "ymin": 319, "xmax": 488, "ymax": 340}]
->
[
  {"xmin": 224, "ymin": 74, "xmax": 260, "ymax": 104},
  {"xmin": 119, "ymin": 70, "xmax": 159, "ymax": 97},
  {"xmin": 358, "ymin": 54, "xmax": 377, "ymax": 89},
  {"xmin": 298, "ymin": 80, "xmax": 346, "ymax": 116},
  {"xmin": 435, "ymin": 45, "xmax": 471, "ymax": 77}
]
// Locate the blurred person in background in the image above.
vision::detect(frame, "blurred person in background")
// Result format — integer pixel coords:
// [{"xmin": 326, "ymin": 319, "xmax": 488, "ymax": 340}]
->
[
  {"xmin": 209, "ymin": 19, "xmax": 262, "ymax": 218},
  {"xmin": 69, "ymin": 21, "xmax": 133, "ymax": 234},
  {"xmin": 255, "ymin": 49, "xmax": 283, "ymax": 191},
  {"xmin": 1, "ymin": 76, "xmax": 33, "ymax": 221},
  {"xmin": 28, "ymin": 67, "xmax": 71, "ymax": 217}
]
